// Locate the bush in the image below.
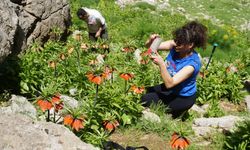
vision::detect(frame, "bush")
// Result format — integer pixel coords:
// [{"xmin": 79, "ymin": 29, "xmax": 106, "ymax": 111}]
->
[
  {"xmin": 208, "ymin": 25, "xmax": 238, "ymax": 49},
  {"xmin": 224, "ymin": 119, "xmax": 250, "ymax": 150},
  {"xmin": 197, "ymin": 59, "xmax": 244, "ymax": 105}
]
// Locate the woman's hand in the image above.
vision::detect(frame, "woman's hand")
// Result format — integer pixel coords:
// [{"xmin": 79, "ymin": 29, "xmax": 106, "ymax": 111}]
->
[
  {"xmin": 145, "ymin": 34, "xmax": 160, "ymax": 48},
  {"xmin": 149, "ymin": 34, "xmax": 160, "ymax": 40},
  {"xmin": 150, "ymin": 52, "xmax": 165, "ymax": 66}
]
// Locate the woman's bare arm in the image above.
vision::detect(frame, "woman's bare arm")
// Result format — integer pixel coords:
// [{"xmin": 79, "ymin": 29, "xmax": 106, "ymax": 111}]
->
[
  {"xmin": 151, "ymin": 52, "xmax": 194, "ymax": 89},
  {"xmin": 158, "ymin": 40, "xmax": 176, "ymax": 50},
  {"xmin": 145, "ymin": 34, "xmax": 176, "ymax": 51}
]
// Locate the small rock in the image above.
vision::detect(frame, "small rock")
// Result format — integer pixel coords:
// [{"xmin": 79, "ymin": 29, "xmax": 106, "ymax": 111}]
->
[
  {"xmin": 193, "ymin": 115, "xmax": 242, "ymax": 131},
  {"xmin": 245, "ymin": 95, "xmax": 250, "ymax": 112},
  {"xmin": 190, "ymin": 104, "xmax": 206, "ymax": 115},
  {"xmin": 69, "ymin": 88, "xmax": 78, "ymax": 96},
  {"xmin": 142, "ymin": 109, "xmax": 161, "ymax": 123}
]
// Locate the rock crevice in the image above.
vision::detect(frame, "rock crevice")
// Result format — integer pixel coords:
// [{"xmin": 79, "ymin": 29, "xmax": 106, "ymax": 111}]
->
[{"xmin": 0, "ymin": 0, "xmax": 71, "ymax": 63}]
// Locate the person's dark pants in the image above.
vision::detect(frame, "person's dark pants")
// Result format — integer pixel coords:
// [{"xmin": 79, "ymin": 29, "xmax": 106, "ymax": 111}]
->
[
  {"xmin": 141, "ymin": 83, "xmax": 196, "ymax": 118},
  {"xmin": 89, "ymin": 29, "xmax": 108, "ymax": 41}
]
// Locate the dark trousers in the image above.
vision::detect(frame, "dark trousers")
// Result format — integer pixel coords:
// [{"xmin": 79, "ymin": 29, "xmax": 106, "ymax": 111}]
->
[
  {"xmin": 141, "ymin": 83, "xmax": 196, "ymax": 118},
  {"xmin": 89, "ymin": 28, "xmax": 108, "ymax": 41}
]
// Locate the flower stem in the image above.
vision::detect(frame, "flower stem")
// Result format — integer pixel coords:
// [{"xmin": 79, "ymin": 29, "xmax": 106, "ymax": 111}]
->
[
  {"xmin": 46, "ymin": 110, "xmax": 50, "ymax": 122},
  {"xmin": 76, "ymin": 43, "xmax": 81, "ymax": 72},
  {"xmin": 124, "ymin": 80, "xmax": 127, "ymax": 93},
  {"xmin": 53, "ymin": 111, "xmax": 56, "ymax": 123},
  {"xmin": 54, "ymin": 65, "xmax": 57, "ymax": 77},
  {"xmin": 55, "ymin": 116, "xmax": 61, "ymax": 123},
  {"xmin": 111, "ymin": 72, "xmax": 113, "ymax": 83},
  {"xmin": 94, "ymin": 84, "xmax": 99, "ymax": 106}
]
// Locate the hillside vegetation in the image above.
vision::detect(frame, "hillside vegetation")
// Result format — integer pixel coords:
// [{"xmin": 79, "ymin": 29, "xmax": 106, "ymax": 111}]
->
[{"xmin": 1, "ymin": 0, "xmax": 250, "ymax": 149}]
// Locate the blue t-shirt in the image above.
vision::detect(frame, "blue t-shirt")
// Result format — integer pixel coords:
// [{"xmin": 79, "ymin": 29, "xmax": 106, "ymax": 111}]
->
[{"xmin": 165, "ymin": 49, "xmax": 201, "ymax": 96}]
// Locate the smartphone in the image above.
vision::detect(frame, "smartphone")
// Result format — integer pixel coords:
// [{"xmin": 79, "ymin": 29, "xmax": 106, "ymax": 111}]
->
[{"xmin": 149, "ymin": 38, "xmax": 162, "ymax": 54}]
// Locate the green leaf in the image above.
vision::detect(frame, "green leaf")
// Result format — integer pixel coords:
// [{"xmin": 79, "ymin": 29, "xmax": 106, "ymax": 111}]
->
[
  {"xmin": 21, "ymin": 82, "xmax": 29, "ymax": 92},
  {"xmin": 90, "ymin": 125, "xmax": 99, "ymax": 130},
  {"xmin": 112, "ymin": 103, "xmax": 122, "ymax": 109},
  {"xmin": 121, "ymin": 114, "xmax": 132, "ymax": 125}
]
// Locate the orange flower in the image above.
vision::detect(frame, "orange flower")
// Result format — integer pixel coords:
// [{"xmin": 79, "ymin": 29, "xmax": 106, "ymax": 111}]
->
[
  {"xmin": 68, "ymin": 47, "xmax": 74, "ymax": 55},
  {"xmin": 140, "ymin": 51, "xmax": 150, "ymax": 64},
  {"xmin": 103, "ymin": 120, "xmax": 119, "ymax": 131},
  {"xmin": 63, "ymin": 115, "xmax": 84, "ymax": 131},
  {"xmin": 51, "ymin": 95, "xmax": 60, "ymax": 104},
  {"xmin": 75, "ymin": 35, "xmax": 81, "ymax": 41},
  {"xmin": 100, "ymin": 44, "xmax": 109, "ymax": 49},
  {"xmin": 119, "ymin": 73, "xmax": 134, "ymax": 81},
  {"xmin": 131, "ymin": 85, "xmax": 145, "ymax": 94},
  {"xmin": 72, "ymin": 119, "xmax": 84, "ymax": 131},
  {"xmin": 37, "ymin": 99, "xmax": 53, "ymax": 112},
  {"xmin": 102, "ymin": 66, "xmax": 115, "ymax": 80},
  {"xmin": 80, "ymin": 43, "xmax": 88, "ymax": 51},
  {"xmin": 93, "ymin": 45, "xmax": 99, "ymax": 49},
  {"xmin": 91, "ymin": 76, "xmax": 102, "ymax": 85},
  {"xmin": 51, "ymin": 95, "xmax": 63, "ymax": 112},
  {"xmin": 140, "ymin": 59, "xmax": 149, "ymax": 65},
  {"xmin": 122, "ymin": 47, "xmax": 134, "ymax": 53},
  {"xmin": 72, "ymin": 30, "xmax": 82, "ymax": 41},
  {"xmin": 59, "ymin": 53, "xmax": 66, "ymax": 60},
  {"xmin": 170, "ymin": 132, "xmax": 190, "ymax": 149},
  {"xmin": 64, "ymin": 115, "xmax": 74, "ymax": 126},
  {"xmin": 226, "ymin": 65, "xmax": 238, "ymax": 73},
  {"xmin": 88, "ymin": 60, "xmax": 99, "ymax": 66},
  {"xmin": 199, "ymin": 72, "xmax": 205, "ymax": 78},
  {"xmin": 88, "ymin": 54, "xmax": 105, "ymax": 66},
  {"xmin": 86, "ymin": 72, "xmax": 103, "ymax": 85},
  {"xmin": 48, "ymin": 61, "xmax": 56, "ymax": 69},
  {"xmin": 55, "ymin": 102, "xmax": 64, "ymax": 112},
  {"xmin": 104, "ymin": 122, "xmax": 114, "ymax": 131},
  {"xmin": 86, "ymin": 72, "xmax": 94, "ymax": 79}
]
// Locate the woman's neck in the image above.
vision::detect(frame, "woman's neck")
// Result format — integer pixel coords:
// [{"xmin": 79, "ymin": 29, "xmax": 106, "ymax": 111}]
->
[{"xmin": 178, "ymin": 50, "xmax": 193, "ymax": 59}]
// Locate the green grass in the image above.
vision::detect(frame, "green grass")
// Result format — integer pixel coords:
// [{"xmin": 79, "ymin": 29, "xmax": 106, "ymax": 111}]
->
[
  {"xmin": 169, "ymin": 0, "xmax": 250, "ymax": 27},
  {"xmin": 169, "ymin": 0, "xmax": 250, "ymax": 62},
  {"xmin": 109, "ymin": 103, "xmax": 228, "ymax": 150}
]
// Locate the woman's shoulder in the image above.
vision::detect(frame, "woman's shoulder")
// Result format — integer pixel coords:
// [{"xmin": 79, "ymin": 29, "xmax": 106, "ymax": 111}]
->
[
  {"xmin": 186, "ymin": 51, "xmax": 201, "ymax": 68},
  {"xmin": 191, "ymin": 51, "xmax": 201, "ymax": 61}
]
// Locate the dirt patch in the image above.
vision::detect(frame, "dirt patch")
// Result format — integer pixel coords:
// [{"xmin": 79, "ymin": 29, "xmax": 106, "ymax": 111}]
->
[
  {"xmin": 219, "ymin": 101, "xmax": 246, "ymax": 112},
  {"xmin": 109, "ymin": 129, "xmax": 171, "ymax": 150}
]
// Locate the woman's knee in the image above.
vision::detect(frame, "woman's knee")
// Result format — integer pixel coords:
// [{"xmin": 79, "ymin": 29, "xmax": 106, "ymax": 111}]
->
[
  {"xmin": 141, "ymin": 93, "xmax": 159, "ymax": 107},
  {"xmin": 141, "ymin": 94, "xmax": 150, "ymax": 107}
]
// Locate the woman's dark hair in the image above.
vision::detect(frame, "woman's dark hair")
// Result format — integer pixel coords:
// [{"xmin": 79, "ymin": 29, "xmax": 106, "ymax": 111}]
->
[
  {"xmin": 77, "ymin": 8, "xmax": 87, "ymax": 18},
  {"xmin": 173, "ymin": 21, "xmax": 208, "ymax": 49}
]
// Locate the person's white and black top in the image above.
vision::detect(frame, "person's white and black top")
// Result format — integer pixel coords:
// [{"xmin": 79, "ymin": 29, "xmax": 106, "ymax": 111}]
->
[{"xmin": 77, "ymin": 8, "xmax": 108, "ymax": 41}]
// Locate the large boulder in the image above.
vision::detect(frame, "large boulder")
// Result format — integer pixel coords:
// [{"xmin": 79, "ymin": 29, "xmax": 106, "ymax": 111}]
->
[
  {"xmin": 0, "ymin": 112, "xmax": 98, "ymax": 150},
  {"xmin": 0, "ymin": 94, "xmax": 37, "ymax": 119},
  {"xmin": 0, "ymin": 0, "xmax": 71, "ymax": 63},
  {"xmin": 0, "ymin": 0, "xmax": 18, "ymax": 63}
]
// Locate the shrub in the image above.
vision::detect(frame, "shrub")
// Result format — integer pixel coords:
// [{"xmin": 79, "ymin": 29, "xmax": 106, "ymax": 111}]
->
[
  {"xmin": 224, "ymin": 119, "xmax": 250, "ymax": 150},
  {"xmin": 197, "ymin": 59, "xmax": 244, "ymax": 105}
]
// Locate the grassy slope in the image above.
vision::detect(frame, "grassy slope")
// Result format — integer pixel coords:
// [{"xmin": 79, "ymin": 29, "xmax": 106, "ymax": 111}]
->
[
  {"xmin": 169, "ymin": 0, "xmax": 250, "ymax": 61},
  {"xmin": 70, "ymin": 0, "xmax": 250, "ymax": 62},
  {"xmin": 170, "ymin": 0, "xmax": 250, "ymax": 27}
]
